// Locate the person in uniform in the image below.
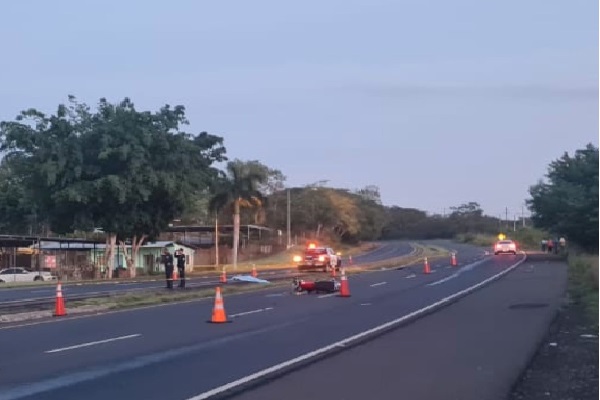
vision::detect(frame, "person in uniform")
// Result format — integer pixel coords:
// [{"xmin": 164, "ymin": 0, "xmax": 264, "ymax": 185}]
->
[
  {"xmin": 161, "ymin": 248, "xmax": 174, "ymax": 289},
  {"xmin": 175, "ymin": 248, "xmax": 186, "ymax": 288}
]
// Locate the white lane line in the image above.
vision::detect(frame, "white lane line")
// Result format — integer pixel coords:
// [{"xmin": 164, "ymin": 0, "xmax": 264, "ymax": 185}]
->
[
  {"xmin": 369, "ymin": 282, "xmax": 387, "ymax": 287},
  {"xmin": 230, "ymin": 307, "xmax": 274, "ymax": 318},
  {"xmin": 405, "ymin": 274, "xmax": 417, "ymax": 279},
  {"xmin": 427, "ymin": 257, "xmax": 492, "ymax": 287},
  {"xmin": 317, "ymin": 293, "xmax": 337, "ymax": 299},
  {"xmin": 185, "ymin": 254, "xmax": 527, "ymax": 400},
  {"xmin": 265, "ymin": 293, "xmax": 285, "ymax": 297},
  {"xmin": 360, "ymin": 303, "xmax": 372, "ymax": 306},
  {"xmin": 45, "ymin": 334, "xmax": 141, "ymax": 354}
]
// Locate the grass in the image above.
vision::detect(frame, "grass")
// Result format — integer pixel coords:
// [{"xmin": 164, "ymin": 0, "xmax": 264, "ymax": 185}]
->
[
  {"xmin": 69, "ymin": 280, "xmax": 293, "ymax": 310},
  {"xmin": 567, "ymin": 253, "xmax": 599, "ymax": 327}
]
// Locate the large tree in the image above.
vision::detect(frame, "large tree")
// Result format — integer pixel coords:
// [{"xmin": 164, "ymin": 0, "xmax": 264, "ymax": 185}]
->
[
  {"xmin": 527, "ymin": 143, "xmax": 599, "ymax": 251},
  {"xmin": 209, "ymin": 159, "xmax": 268, "ymax": 270},
  {"xmin": 0, "ymin": 96, "xmax": 226, "ymax": 277}
]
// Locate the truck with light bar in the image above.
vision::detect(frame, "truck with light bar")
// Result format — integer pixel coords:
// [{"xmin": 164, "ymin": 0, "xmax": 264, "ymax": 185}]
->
[{"xmin": 293, "ymin": 243, "xmax": 342, "ymax": 272}]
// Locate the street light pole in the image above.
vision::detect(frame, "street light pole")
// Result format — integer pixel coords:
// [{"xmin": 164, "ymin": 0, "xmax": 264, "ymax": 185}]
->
[{"xmin": 286, "ymin": 189, "xmax": 291, "ymax": 249}]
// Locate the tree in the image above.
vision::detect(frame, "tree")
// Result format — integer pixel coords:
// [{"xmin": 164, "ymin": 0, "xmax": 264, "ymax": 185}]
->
[
  {"xmin": 0, "ymin": 96, "xmax": 226, "ymax": 277},
  {"xmin": 209, "ymin": 159, "xmax": 269, "ymax": 270},
  {"xmin": 0, "ymin": 156, "xmax": 39, "ymax": 234},
  {"xmin": 527, "ymin": 144, "xmax": 599, "ymax": 251}
]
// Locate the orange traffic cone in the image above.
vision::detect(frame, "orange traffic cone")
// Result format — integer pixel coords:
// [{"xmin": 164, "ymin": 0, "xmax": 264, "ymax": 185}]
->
[
  {"xmin": 339, "ymin": 268, "xmax": 351, "ymax": 297},
  {"xmin": 451, "ymin": 253, "xmax": 458, "ymax": 267},
  {"xmin": 208, "ymin": 287, "xmax": 229, "ymax": 324},
  {"xmin": 251, "ymin": 265, "xmax": 258, "ymax": 278},
  {"xmin": 53, "ymin": 282, "xmax": 66, "ymax": 317},
  {"xmin": 173, "ymin": 268, "xmax": 178, "ymax": 281},
  {"xmin": 423, "ymin": 258, "xmax": 431, "ymax": 274},
  {"xmin": 219, "ymin": 268, "xmax": 227, "ymax": 284}
]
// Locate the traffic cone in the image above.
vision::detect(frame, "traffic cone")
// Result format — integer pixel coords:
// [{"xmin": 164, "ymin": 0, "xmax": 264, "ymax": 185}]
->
[
  {"xmin": 173, "ymin": 268, "xmax": 178, "ymax": 281},
  {"xmin": 208, "ymin": 287, "xmax": 229, "ymax": 324},
  {"xmin": 53, "ymin": 282, "xmax": 66, "ymax": 317},
  {"xmin": 339, "ymin": 268, "xmax": 351, "ymax": 297},
  {"xmin": 451, "ymin": 253, "xmax": 458, "ymax": 267},
  {"xmin": 219, "ymin": 267, "xmax": 227, "ymax": 284},
  {"xmin": 423, "ymin": 258, "xmax": 431, "ymax": 274},
  {"xmin": 251, "ymin": 265, "xmax": 258, "ymax": 278}
]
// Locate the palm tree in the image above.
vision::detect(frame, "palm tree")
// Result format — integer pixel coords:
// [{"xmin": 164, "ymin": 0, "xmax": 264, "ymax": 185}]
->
[{"xmin": 209, "ymin": 160, "xmax": 268, "ymax": 270}]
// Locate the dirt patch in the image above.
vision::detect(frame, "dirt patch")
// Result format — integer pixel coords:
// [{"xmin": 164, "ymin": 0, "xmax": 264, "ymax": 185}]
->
[{"xmin": 509, "ymin": 295, "xmax": 598, "ymax": 400}]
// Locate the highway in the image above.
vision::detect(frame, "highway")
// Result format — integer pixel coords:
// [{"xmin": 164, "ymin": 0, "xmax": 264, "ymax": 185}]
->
[
  {"xmin": 0, "ymin": 242, "xmax": 562, "ymax": 400},
  {"xmin": 0, "ymin": 240, "xmax": 414, "ymax": 304}
]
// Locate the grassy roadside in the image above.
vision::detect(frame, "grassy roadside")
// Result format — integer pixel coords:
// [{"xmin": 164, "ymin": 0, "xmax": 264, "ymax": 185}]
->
[{"xmin": 567, "ymin": 253, "xmax": 599, "ymax": 327}]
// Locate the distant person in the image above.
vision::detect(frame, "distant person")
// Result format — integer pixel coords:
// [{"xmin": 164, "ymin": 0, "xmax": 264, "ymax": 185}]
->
[
  {"xmin": 175, "ymin": 248, "xmax": 186, "ymax": 288},
  {"xmin": 541, "ymin": 239, "xmax": 547, "ymax": 252},
  {"xmin": 553, "ymin": 237, "xmax": 560, "ymax": 254},
  {"xmin": 547, "ymin": 239, "xmax": 554, "ymax": 254},
  {"xmin": 161, "ymin": 248, "xmax": 174, "ymax": 289},
  {"xmin": 559, "ymin": 237, "xmax": 566, "ymax": 250}
]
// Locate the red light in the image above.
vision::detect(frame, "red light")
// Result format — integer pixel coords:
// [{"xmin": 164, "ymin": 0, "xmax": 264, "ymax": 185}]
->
[{"xmin": 308, "ymin": 243, "xmax": 316, "ymax": 249}]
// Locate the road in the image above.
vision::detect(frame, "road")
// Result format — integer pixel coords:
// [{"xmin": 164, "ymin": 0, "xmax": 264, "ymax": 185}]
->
[
  {"xmin": 0, "ymin": 240, "xmax": 414, "ymax": 304},
  {"xmin": 0, "ymin": 243, "xmax": 563, "ymax": 400}
]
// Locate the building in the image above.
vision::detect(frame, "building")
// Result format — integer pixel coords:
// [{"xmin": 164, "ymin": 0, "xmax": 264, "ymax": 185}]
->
[{"xmin": 39, "ymin": 241, "xmax": 196, "ymax": 277}]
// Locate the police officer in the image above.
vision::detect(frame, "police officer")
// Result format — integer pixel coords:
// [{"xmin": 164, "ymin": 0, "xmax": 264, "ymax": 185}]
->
[
  {"xmin": 161, "ymin": 248, "xmax": 174, "ymax": 289},
  {"xmin": 175, "ymin": 248, "xmax": 186, "ymax": 288}
]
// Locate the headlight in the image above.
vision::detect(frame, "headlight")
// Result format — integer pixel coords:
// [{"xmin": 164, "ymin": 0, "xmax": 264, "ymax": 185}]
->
[
  {"xmin": 293, "ymin": 255, "xmax": 302, "ymax": 263},
  {"xmin": 318, "ymin": 255, "xmax": 325, "ymax": 262}
]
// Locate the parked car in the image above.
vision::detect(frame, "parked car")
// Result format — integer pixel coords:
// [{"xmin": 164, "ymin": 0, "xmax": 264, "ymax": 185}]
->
[{"xmin": 0, "ymin": 268, "xmax": 56, "ymax": 283}]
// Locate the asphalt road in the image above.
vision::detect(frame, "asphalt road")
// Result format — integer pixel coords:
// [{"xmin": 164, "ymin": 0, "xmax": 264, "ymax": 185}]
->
[
  {"xmin": 0, "ymin": 240, "xmax": 415, "ymax": 303},
  {"xmin": 236, "ymin": 258, "xmax": 568, "ymax": 400},
  {"xmin": 0, "ymin": 243, "xmax": 539, "ymax": 400}
]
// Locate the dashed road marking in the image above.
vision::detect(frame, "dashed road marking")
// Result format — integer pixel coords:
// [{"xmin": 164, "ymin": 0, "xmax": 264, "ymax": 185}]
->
[
  {"xmin": 230, "ymin": 307, "xmax": 274, "ymax": 318},
  {"xmin": 45, "ymin": 334, "xmax": 141, "ymax": 354}
]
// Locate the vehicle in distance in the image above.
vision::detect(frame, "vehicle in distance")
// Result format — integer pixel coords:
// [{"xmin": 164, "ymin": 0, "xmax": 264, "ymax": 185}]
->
[
  {"xmin": 0, "ymin": 268, "xmax": 56, "ymax": 283},
  {"xmin": 293, "ymin": 244, "xmax": 342, "ymax": 272},
  {"xmin": 494, "ymin": 240, "xmax": 518, "ymax": 255}
]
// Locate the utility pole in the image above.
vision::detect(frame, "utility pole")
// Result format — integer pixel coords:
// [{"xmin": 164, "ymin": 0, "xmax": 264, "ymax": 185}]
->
[
  {"xmin": 522, "ymin": 204, "xmax": 526, "ymax": 228},
  {"xmin": 214, "ymin": 215, "xmax": 219, "ymax": 267},
  {"xmin": 286, "ymin": 189, "xmax": 291, "ymax": 249},
  {"xmin": 505, "ymin": 207, "xmax": 509, "ymax": 229},
  {"xmin": 513, "ymin": 215, "xmax": 517, "ymax": 232}
]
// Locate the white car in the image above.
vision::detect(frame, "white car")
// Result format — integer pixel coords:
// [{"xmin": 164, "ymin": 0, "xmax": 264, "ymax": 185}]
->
[
  {"xmin": 0, "ymin": 268, "xmax": 56, "ymax": 283},
  {"xmin": 494, "ymin": 240, "xmax": 518, "ymax": 255}
]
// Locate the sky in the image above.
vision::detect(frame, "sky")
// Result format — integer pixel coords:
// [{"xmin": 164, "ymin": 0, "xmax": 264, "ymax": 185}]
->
[{"xmin": 0, "ymin": 0, "xmax": 597, "ymax": 219}]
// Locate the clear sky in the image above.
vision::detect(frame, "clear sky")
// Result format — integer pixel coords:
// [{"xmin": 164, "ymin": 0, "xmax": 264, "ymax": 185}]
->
[{"xmin": 1, "ymin": 0, "xmax": 597, "ymax": 218}]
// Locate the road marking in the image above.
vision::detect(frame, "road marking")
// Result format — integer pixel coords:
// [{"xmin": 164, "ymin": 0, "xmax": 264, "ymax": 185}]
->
[
  {"xmin": 45, "ymin": 334, "xmax": 141, "ymax": 354},
  {"xmin": 184, "ymin": 254, "xmax": 527, "ymax": 400},
  {"xmin": 317, "ymin": 293, "xmax": 337, "ymax": 299},
  {"xmin": 427, "ymin": 257, "xmax": 492, "ymax": 287},
  {"xmin": 360, "ymin": 303, "xmax": 372, "ymax": 306},
  {"xmin": 369, "ymin": 282, "xmax": 387, "ymax": 287},
  {"xmin": 230, "ymin": 307, "xmax": 274, "ymax": 318},
  {"xmin": 405, "ymin": 274, "xmax": 416, "ymax": 279},
  {"xmin": 265, "ymin": 293, "xmax": 285, "ymax": 297}
]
